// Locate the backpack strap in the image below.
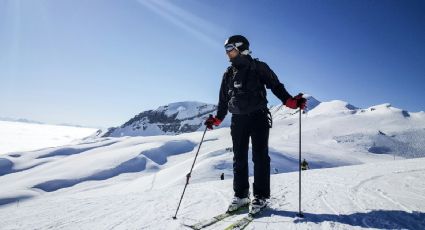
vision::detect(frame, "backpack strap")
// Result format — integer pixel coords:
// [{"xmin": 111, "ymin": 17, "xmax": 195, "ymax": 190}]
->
[
  {"xmin": 251, "ymin": 58, "xmax": 259, "ymax": 72},
  {"xmin": 251, "ymin": 58, "xmax": 267, "ymax": 100}
]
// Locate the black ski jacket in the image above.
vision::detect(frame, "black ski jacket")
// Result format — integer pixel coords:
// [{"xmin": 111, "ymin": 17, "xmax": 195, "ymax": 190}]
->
[{"xmin": 216, "ymin": 55, "xmax": 292, "ymax": 121}]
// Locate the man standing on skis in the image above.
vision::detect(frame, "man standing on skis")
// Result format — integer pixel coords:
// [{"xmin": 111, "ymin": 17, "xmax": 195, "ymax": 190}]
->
[{"xmin": 205, "ymin": 35, "xmax": 306, "ymax": 213}]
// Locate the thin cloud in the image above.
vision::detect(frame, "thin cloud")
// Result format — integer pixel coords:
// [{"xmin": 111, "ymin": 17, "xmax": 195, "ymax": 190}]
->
[{"xmin": 137, "ymin": 0, "xmax": 225, "ymax": 49}]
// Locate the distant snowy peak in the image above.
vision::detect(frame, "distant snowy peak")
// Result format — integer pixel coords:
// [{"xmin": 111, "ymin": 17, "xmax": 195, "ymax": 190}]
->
[
  {"xmin": 0, "ymin": 117, "xmax": 44, "ymax": 124},
  {"xmin": 102, "ymin": 101, "xmax": 217, "ymax": 137},
  {"xmin": 303, "ymin": 94, "xmax": 321, "ymax": 110},
  {"xmin": 269, "ymin": 94, "xmax": 417, "ymax": 119},
  {"xmin": 157, "ymin": 101, "xmax": 216, "ymax": 120},
  {"xmin": 271, "ymin": 94, "xmax": 419, "ymax": 119}
]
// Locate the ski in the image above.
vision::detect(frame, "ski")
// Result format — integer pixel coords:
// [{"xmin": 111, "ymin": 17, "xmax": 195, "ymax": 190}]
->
[
  {"xmin": 184, "ymin": 206, "xmax": 248, "ymax": 230},
  {"xmin": 223, "ymin": 215, "xmax": 253, "ymax": 230},
  {"xmin": 223, "ymin": 207, "xmax": 266, "ymax": 230}
]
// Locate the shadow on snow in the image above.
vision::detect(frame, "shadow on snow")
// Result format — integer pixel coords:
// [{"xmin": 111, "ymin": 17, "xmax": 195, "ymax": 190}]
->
[
  {"xmin": 0, "ymin": 196, "xmax": 31, "ymax": 206},
  {"xmin": 32, "ymin": 140, "xmax": 196, "ymax": 192},
  {"xmin": 262, "ymin": 209, "xmax": 425, "ymax": 230}
]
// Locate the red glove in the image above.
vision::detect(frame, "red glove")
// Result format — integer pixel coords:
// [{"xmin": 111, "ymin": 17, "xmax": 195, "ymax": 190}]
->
[
  {"xmin": 285, "ymin": 93, "xmax": 307, "ymax": 110},
  {"xmin": 204, "ymin": 115, "xmax": 222, "ymax": 130}
]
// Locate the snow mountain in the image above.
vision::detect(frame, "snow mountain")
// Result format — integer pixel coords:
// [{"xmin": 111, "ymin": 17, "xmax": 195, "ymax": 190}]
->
[
  {"xmin": 102, "ymin": 101, "xmax": 219, "ymax": 137},
  {"xmin": 101, "ymin": 96, "xmax": 323, "ymax": 138}
]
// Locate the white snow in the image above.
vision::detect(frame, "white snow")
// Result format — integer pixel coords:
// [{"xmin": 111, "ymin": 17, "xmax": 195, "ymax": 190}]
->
[
  {"xmin": 0, "ymin": 120, "xmax": 98, "ymax": 155},
  {"xmin": 0, "ymin": 99, "xmax": 424, "ymax": 229}
]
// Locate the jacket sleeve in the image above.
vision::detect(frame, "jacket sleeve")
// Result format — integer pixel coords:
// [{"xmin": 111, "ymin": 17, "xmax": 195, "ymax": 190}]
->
[
  {"xmin": 216, "ymin": 71, "xmax": 230, "ymax": 121},
  {"xmin": 257, "ymin": 61, "xmax": 292, "ymax": 104}
]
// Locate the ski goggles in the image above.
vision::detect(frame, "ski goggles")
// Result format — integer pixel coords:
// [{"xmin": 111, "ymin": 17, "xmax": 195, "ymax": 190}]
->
[
  {"xmin": 224, "ymin": 42, "xmax": 242, "ymax": 53},
  {"xmin": 225, "ymin": 44, "xmax": 237, "ymax": 52}
]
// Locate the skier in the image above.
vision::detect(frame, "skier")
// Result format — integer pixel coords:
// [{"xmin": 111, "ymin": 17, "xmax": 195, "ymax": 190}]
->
[
  {"xmin": 301, "ymin": 158, "xmax": 310, "ymax": 170},
  {"xmin": 205, "ymin": 35, "xmax": 306, "ymax": 213},
  {"xmin": 221, "ymin": 173, "xmax": 225, "ymax": 180}
]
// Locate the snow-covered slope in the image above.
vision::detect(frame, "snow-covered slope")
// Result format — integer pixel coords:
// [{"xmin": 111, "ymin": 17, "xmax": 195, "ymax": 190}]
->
[
  {"xmin": 102, "ymin": 101, "xmax": 225, "ymax": 137},
  {"xmin": 0, "ymin": 152, "xmax": 424, "ymax": 229},
  {"xmin": 0, "ymin": 120, "xmax": 98, "ymax": 155},
  {"xmin": 270, "ymin": 98, "xmax": 425, "ymax": 160},
  {"xmin": 1, "ymin": 98, "xmax": 424, "ymax": 229}
]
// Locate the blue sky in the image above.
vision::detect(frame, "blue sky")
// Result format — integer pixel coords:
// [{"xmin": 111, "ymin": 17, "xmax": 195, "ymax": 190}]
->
[{"xmin": 0, "ymin": 0, "xmax": 424, "ymax": 128}]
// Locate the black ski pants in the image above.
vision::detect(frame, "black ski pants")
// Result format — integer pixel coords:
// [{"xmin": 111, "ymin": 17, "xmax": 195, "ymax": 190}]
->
[{"xmin": 231, "ymin": 109, "xmax": 270, "ymax": 199}]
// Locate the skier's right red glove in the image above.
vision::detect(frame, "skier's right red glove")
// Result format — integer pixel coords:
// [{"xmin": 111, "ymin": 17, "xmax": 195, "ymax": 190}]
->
[{"xmin": 204, "ymin": 115, "xmax": 221, "ymax": 130}]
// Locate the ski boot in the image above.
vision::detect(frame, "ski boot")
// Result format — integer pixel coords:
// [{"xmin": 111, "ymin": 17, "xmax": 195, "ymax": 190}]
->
[
  {"xmin": 250, "ymin": 197, "xmax": 267, "ymax": 215},
  {"xmin": 227, "ymin": 196, "xmax": 250, "ymax": 213}
]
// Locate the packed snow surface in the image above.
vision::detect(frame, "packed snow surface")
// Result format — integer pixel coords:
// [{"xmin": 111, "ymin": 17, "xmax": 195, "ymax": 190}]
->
[
  {"xmin": 0, "ymin": 99, "xmax": 424, "ymax": 229},
  {"xmin": 1, "ymin": 153, "xmax": 424, "ymax": 229}
]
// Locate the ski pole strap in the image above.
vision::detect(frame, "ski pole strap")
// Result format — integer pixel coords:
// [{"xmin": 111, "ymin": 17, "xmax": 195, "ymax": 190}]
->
[
  {"xmin": 261, "ymin": 108, "xmax": 272, "ymax": 128},
  {"xmin": 266, "ymin": 109, "xmax": 272, "ymax": 128},
  {"xmin": 186, "ymin": 173, "xmax": 191, "ymax": 183}
]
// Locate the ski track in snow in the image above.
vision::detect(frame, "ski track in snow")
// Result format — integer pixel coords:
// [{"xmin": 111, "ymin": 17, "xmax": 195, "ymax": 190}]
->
[{"xmin": 2, "ymin": 159, "xmax": 424, "ymax": 229}]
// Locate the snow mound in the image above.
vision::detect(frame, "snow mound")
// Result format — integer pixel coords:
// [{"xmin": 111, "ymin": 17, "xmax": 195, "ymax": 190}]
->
[
  {"xmin": 362, "ymin": 103, "xmax": 412, "ymax": 118},
  {"xmin": 335, "ymin": 130, "xmax": 425, "ymax": 158},
  {"xmin": 308, "ymin": 100, "xmax": 358, "ymax": 116}
]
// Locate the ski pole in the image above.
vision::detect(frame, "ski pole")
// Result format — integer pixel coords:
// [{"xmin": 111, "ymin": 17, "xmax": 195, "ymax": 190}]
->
[
  {"xmin": 297, "ymin": 108, "xmax": 304, "ymax": 218},
  {"xmin": 173, "ymin": 125, "xmax": 209, "ymax": 219}
]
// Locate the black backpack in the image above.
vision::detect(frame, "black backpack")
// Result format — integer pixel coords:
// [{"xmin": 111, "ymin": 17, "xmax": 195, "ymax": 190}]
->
[
  {"xmin": 226, "ymin": 58, "xmax": 272, "ymax": 127},
  {"xmin": 226, "ymin": 58, "xmax": 266, "ymax": 102}
]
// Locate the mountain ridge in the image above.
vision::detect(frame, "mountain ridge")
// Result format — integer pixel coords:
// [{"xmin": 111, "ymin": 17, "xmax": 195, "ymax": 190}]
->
[{"xmin": 100, "ymin": 95, "xmax": 424, "ymax": 138}]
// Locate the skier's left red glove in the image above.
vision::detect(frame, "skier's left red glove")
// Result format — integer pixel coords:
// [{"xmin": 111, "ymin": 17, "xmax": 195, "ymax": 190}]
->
[{"xmin": 285, "ymin": 93, "xmax": 306, "ymax": 110}]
